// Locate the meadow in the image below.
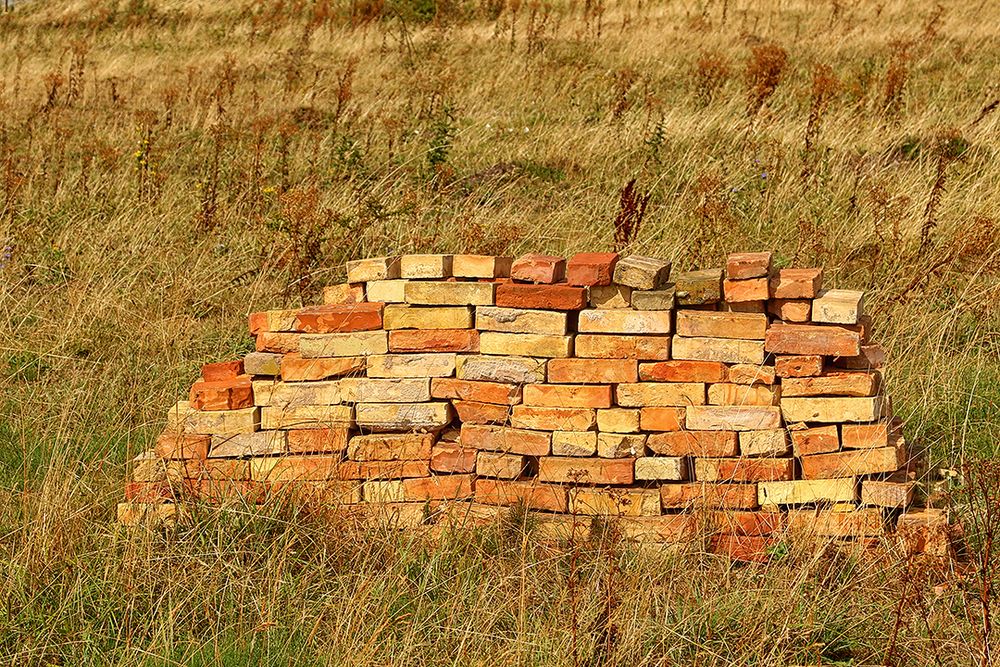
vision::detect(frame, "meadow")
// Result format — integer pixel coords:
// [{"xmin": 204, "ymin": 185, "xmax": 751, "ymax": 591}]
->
[{"xmin": 0, "ymin": 0, "xmax": 998, "ymax": 663}]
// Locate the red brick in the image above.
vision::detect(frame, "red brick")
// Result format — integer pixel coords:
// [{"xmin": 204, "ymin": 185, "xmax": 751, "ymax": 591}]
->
[
  {"xmin": 461, "ymin": 424, "xmax": 550, "ymax": 456},
  {"xmin": 574, "ymin": 334, "xmax": 670, "ymax": 359},
  {"xmin": 547, "ymin": 358, "xmax": 638, "ymax": 384},
  {"xmin": 841, "ymin": 421, "xmax": 894, "ymax": 449},
  {"xmin": 248, "ymin": 311, "xmax": 269, "ymax": 335},
  {"xmin": 724, "ymin": 277, "xmax": 769, "ymax": 302},
  {"xmin": 537, "ymin": 457, "xmax": 634, "ymax": 485},
  {"xmin": 430, "ymin": 378, "xmax": 522, "ymax": 405},
  {"xmin": 660, "ymin": 483, "xmax": 758, "ymax": 509},
  {"xmin": 775, "ymin": 355, "xmax": 823, "ymax": 378},
  {"xmin": 453, "ymin": 400, "xmax": 511, "ymax": 425},
  {"xmin": 769, "ymin": 268, "xmax": 823, "ymax": 299},
  {"xmin": 511, "ymin": 406, "xmax": 596, "ymax": 431},
  {"xmin": 800, "ymin": 446, "xmax": 905, "ymax": 479},
  {"xmin": 789, "ymin": 425, "xmax": 839, "ymax": 456},
  {"xmin": 767, "ymin": 299, "xmax": 811, "ymax": 322},
  {"xmin": 189, "ymin": 375, "xmax": 254, "ymax": 411},
  {"xmin": 293, "ymin": 302, "xmax": 383, "ymax": 333},
  {"xmin": 287, "ymin": 428, "xmax": 350, "ymax": 454},
  {"xmin": 788, "ymin": 508, "xmax": 884, "ymax": 537},
  {"xmin": 781, "ymin": 372, "xmax": 879, "ymax": 397},
  {"xmin": 202, "ymin": 360, "xmax": 244, "ymax": 382},
  {"xmin": 709, "ymin": 510, "xmax": 785, "ymax": 536},
  {"xmin": 280, "ymin": 353, "xmax": 365, "ymax": 381},
  {"xmin": 523, "ymin": 384, "xmax": 612, "ymax": 408},
  {"xmin": 833, "ymin": 344, "xmax": 886, "ymax": 370},
  {"xmin": 639, "ymin": 360, "xmax": 727, "ymax": 383},
  {"xmin": 639, "ymin": 407, "xmax": 686, "ymax": 431},
  {"xmin": 495, "ymin": 284, "xmax": 587, "ymax": 310},
  {"xmin": 388, "ymin": 329, "xmax": 480, "ymax": 353},
  {"xmin": 710, "ymin": 534, "xmax": 778, "ymax": 563},
  {"xmin": 255, "ymin": 332, "xmax": 300, "ymax": 354},
  {"xmin": 694, "ymin": 457, "xmax": 794, "ymax": 482},
  {"xmin": 764, "ymin": 323, "xmax": 861, "ymax": 357},
  {"xmin": 475, "ymin": 478, "xmax": 568, "ymax": 512},
  {"xmin": 726, "ymin": 252, "xmax": 772, "ymax": 279},
  {"xmin": 510, "ymin": 253, "xmax": 566, "ymax": 284},
  {"xmin": 647, "ymin": 431, "xmax": 738, "ymax": 457},
  {"xmin": 431, "ymin": 443, "xmax": 478, "ymax": 473},
  {"xmin": 402, "ymin": 474, "xmax": 474, "ymax": 501},
  {"xmin": 155, "ymin": 433, "xmax": 210, "ymax": 460},
  {"xmin": 566, "ymin": 252, "xmax": 619, "ymax": 286}
]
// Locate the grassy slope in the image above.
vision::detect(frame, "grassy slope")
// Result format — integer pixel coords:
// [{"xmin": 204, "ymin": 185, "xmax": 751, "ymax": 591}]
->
[{"xmin": 0, "ymin": 0, "xmax": 998, "ymax": 663}]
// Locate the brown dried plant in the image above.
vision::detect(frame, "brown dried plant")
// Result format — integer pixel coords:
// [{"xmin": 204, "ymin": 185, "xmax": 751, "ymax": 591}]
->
[
  {"xmin": 610, "ymin": 67, "xmax": 637, "ymax": 119},
  {"xmin": 694, "ymin": 50, "xmax": 730, "ymax": 107},
  {"xmin": 612, "ymin": 179, "xmax": 650, "ymax": 251},
  {"xmin": 745, "ymin": 42, "xmax": 788, "ymax": 121},
  {"xmin": 920, "ymin": 127, "xmax": 967, "ymax": 250},
  {"xmin": 882, "ymin": 38, "xmax": 913, "ymax": 119},
  {"xmin": 804, "ymin": 63, "xmax": 839, "ymax": 156}
]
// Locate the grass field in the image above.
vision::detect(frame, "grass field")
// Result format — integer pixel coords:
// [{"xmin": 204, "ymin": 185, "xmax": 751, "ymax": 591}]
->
[{"xmin": 0, "ymin": 0, "xmax": 998, "ymax": 663}]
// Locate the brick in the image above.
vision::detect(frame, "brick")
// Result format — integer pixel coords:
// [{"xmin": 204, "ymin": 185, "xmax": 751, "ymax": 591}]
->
[
  {"xmin": 574, "ymin": 334, "xmax": 670, "ymax": 360},
  {"xmin": 287, "ymin": 427, "xmax": 350, "ymax": 454},
  {"xmin": 322, "ymin": 282, "xmax": 366, "ymax": 305},
  {"xmin": 774, "ymin": 355, "xmax": 823, "ymax": 378},
  {"xmin": 639, "ymin": 360, "xmax": 726, "ymax": 383},
  {"xmin": 268, "ymin": 479, "xmax": 361, "ymax": 504},
  {"xmin": 299, "ymin": 331, "xmax": 387, "ymax": 358},
  {"xmin": 578, "ymin": 309, "xmax": 672, "ymax": 334},
  {"xmin": 363, "ymin": 479, "xmax": 405, "ymax": 502},
  {"xmin": 639, "ymin": 407, "xmax": 686, "ymax": 431},
  {"xmin": 597, "ymin": 432, "xmax": 646, "ymax": 458},
  {"xmin": 758, "ymin": 478, "xmax": 858, "ymax": 507},
  {"xmin": 647, "ymin": 430, "xmax": 737, "ymax": 457},
  {"xmin": 570, "ymin": 488, "xmax": 660, "ymax": 516},
  {"xmin": 660, "ymin": 482, "xmax": 758, "ymax": 509},
  {"xmin": 538, "ymin": 457, "xmax": 634, "ymax": 484},
  {"xmin": 726, "ymin": 252, "xmax": 771, "ymax": 279},
  {"xmin": 862, "ymin": 480, "xmax": 914, "ymax": 508},
  {"xmin": 634, "ymin": 456, "xmax": 686, "ymax": 481},
  {"xmin": 495, "ymin": 284, "xmax": 587, "ymax": 310},
  {"xmin": 210, "ymin": 431, "xmax": 288, "ymax": 458},
  {"xmin": 182, "ymin": 458, "xmax": 250, "ymax": 483},
  {"xmin": 674, "ymin": 268, "xmax": 724, "ymax": 305},
  {"xmin": 336, "ymin": 459, "xmax": 430, "ymax": 480},
  {"xmin": 347, "ymin": 256, "xmax": 400, "ymax": 282},
  {"xmin": 524, "ymin": 384, "xmax": 612, "ymax": 408},
  {"xmin": 431, "ymin": 442, "xmax": 477, "ymax": 473},
  {"xmin": 480, "ymin": 332, "xmax": 573, "ymax": 358},
  {"xmin": 764, "ymin": 323, "xmax": 861, "ymax": 357},
  {"xmin": 400, "ymin": 254, "xmax": 453, "ymax": 279},
  {"xmin": 181, "ymin": 406, "xmax": 260, "ymax": 435},
  {"xmin": 782, "ymin": 371, "xmax": 879, "ymax": 398},
  {"xmin": 769, "ymin": 268, "xmax": 823, "ymax": 299},
  {"xmin": 589, "ymin": 285, "xmax": 631, "ymax": 308},
  {"xmin": 510, "ymin": 406, "xmax": 596, "ymax": 431},
  {"xmin": 619, "ymin": 514, "xmax": 698, "ymax": 543},
  {"xmin": 383, "ymin": 304, "xmax": 472, "ymax": 330},
  {"xmin": 614, "ymin": 256, "xmax": 671, "ymax": 289},
  {"xmin": 453, "ymin": 254, "xmax": 512, "ymax": 279},
  {"xmin": 117, "ymin": 503, "xmax": 181, "ymax": 526},
  {"xmin": 462, "ymin": 424, "xmax": 551, "ymax": 456},
  {"xmin": 431, "ymin": 378, "xmax": 521, "ymax": 405},
  {"xmin": 710, "ymin": 534, "xmax": 777, "ymax": 563},
  {"xmin": 453, "ymin": 400, "xmax": 510, "ymax": 424},
  {"xmin": 255, "ymin": 332, "xmax": 300, "ymax": 354},
  {"xmin": 789, "ymin": 424, "xmax": 839, "ymax": 456},
  {"xmin": 800, "ymin": 445, "xmax": 905, "ymax": 479},
  {"xmin": 366, "ymin": 353, "xmax": 456, "ymax": 378},
  {"xmin": 548, "ymin": 358, "xmax": 637, "ymax": 384},
  {"xmin": 708, "ymin": 383, "xmax": 779, "ymax": 406},
  {"xmin": 476, "ymin": 451, "xmax": 527, "ymax": 478},
  {"xmin": 475, "ymin": 306, "xmax": 568, "ymax": 335},
  {"xmin": 355, "ymin": 402, "xmax": 452, "ymax": 431},
  {"xmin": 567, "ymin": 252, "xmax": 619, "ymax": 286},
  {"xmin": 278, "ymin": 353, "xmax": 363, "ymax": 381},
  {"xmin": 124, "ymin": 481, "xmax": 175, "ymax": 503},
  {"xmin": 260, "ymin": 405, "xmax": 352, "ymax": 430},
  {"xmin": 841, "ymin": 422, "xmax": 893, "ymax": 449},
  {"xmin": 833, "ymin": 344, "xmax": 886, "ymax": 370},
  {"xmin": 253, "ymin": 380, "xmax": 341, "ymax": 407},
  {"xmin": 456, "ymin": 355, "xmax": 546, "ymax": 384},
  {"xmin": 723, "ymin": 277, "xmax": 768, "ymax": 302},
  {"xmin": 694, "ymin": 457, "xmax": 794, "ymax": 482},
  {"xmin": 738, "ymin": 429, "xmax": 789, "ymax": 457},
  {"xmin": 709, "ymin": 511, "xmax": 785, "ymax": 536},
  {"xmin": 202, "ymin": 360, "xmax": 244, "ymax": 382},
  {"xmin": 405, "ymin": 281, "xmax": 495, "ymax": 306},
  {"xmin": 251, "ymin": 455, "xmax": 339, "ymax": 482},
  {"xmin": 366, "ymin": 279, "xmax": 408, "ymax": 303},
  {"xmin": 629, "ymin": 286, "xmax": 675, "ymax": 310},
  {"xmin": 597, "ymin": 408, "xmax": 640, "ymax": 433},
  {"xmin": 896, "ymin": 509, "xmax": 953, "ymax": 557},
  {"xmin": 402, "ymin": 474, "xmax": 474, "ymax": 501},
  {"xmin": 813, "ymin": 289, "xmax": 864, "ymax": 324},
  {"xmin": 672, "ymin": 336, "xmax": 764, "ymax": 364},
  {"xmin": 511, "ymin": 253, "xmax": 565, "ymax": 284},
  {"xmin": 725, "ymin": 300, "xmax": 766, "ymax": 313},
  {"xmin": 475, "ymin": 479, "xmax": 568, "ymax": 512},
  {"xmin": 768, "ymin": 299, "xmax": 811, "ymax": 322},
  {"xmin": 616, "ymin": 382, "xmax": 705, "ymax": 407},
  {"xmin": 189, "ymin": 376, "xmax": 253, "ymax": 411},
  {"xmin": 243, "ymin": 352, "xmax": 283, "ymax": 376},
  {"xmin": 249, "ymin": 309, "xmax": 299, "ymax": 334},
  {"xmin": 348, "ymin": 433, "xmax": 434, "ymax": 461},
  {"xmin": 727, "ymin": 364, "xmax": 776, "ymax": 385},
  {"xmin": 787, "ymin": 508, "xmax": 884, "ymax": 537},
  {"xmin": 388, "ymin": 329, "xmax": 480, "ymax": 353},
  {"xmin": 552, "ymin": 431, "xmax": 598, "ymax": 456},
  {"xmin": 781, "ymin": 397, "xmax": 886, "ymax": 423},
  {"xmin": 155, "ymin": 433, "xmax": 210, "ymax": 460},
  {"xmin": 675, "ymin": 311, "xmax": 767, "ymax": 339},
  {"xmin": 294, "ymin": 302, "xmax": 383, "ymax": 333}
]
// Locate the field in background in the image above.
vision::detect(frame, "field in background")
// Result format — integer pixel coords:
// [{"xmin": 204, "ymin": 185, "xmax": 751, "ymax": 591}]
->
[{"xmin": 0, "ymin": 0, "xmax": 998, "ymax": 664}]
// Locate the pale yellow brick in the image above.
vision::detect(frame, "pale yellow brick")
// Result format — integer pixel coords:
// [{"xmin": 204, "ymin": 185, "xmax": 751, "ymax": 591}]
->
[
  {"xmin": 476, "ymin": 451, "xmax": 527, "ymax": 479},
  {"xmin": 685, "ymin": 406, "xmax": 783, "ymax": 431},
  {"xmin": 347, "ymin": 256, "xmax": 400, "ymax": 282},
  {"xmin": 261, "ymin": 405, "xmax": 353, "ymax": 430},
  {"xmin": 367, "ymin": 354, "xmax": 456, "ymax": 378},
  {"xmin": 405, "ymin": 281, "xmax": 495, "ymax": 306},
  {"xmin": 635, "ymin": 457, "xmax": 686, "ymax": 481},
  {"xmin": 812, "ymin": 289, "xmax": 865, "ymax": 325},
  {"xmin": 252, "ymin": 380, "xmax": 340, "ymax": 407},
  {"xmin": 597, "ymin": 432, "xmax": 647, "ymax": 458},
  {"xmin": 597, "ymin": 408, "xmax": 640, "ymax": 433},
  {"xmin": 615, "ymin": 383, "xmax": 706, "ymax": 407},
  {"xmin": 475, "ymin": 306, "xmax": 568, "ymax": 335},
  {"xmin": 363, "ymin": 480, "xmax": 406, "ymax": 502},
  {"xmin": 551, "ymin": 431, "xmax": 598, "ymax": 456},
  {"xmin": 210, "ymin": 431, "xmax": 288, "ymax": 458},
  {"xmin": 299, "ymin": 331, "xmax": 388, "ymax": 358},
  {"xmin": 738, "ymin": 429, "xmax": 790, "ymax": 456},
  {"xmin": 577, "ymin": 309, "xmax": 672, "ymax": 334},
  {"xmin": 479, "ymin": 332, "xmax": 573, "ymax": 358},
  {"xmin": 780, "ymin": 397, "xmax": 887, "ymax": 423},
  {"xmin": 570, "ymin": 488, "xmax": 660, "ymax": 516},
  {"xmin": 589, "ymin": 285, "xmax": 631, "ymax": 308},
  {"xmin": 456, "ymin": 355, "xmax": 546, "ymax": 384},
  {"xmin": 400, "ymin": 254, "xmax": 453, "ymax": 279},
  {"xmin": 759, "ymin": 478, "xmax": 858, "ymax": 507},
  {"xmin": 355, "ymin": 402, "xmax": 453, "ymax": 430},
  {"xmin": 672, "ymin": 336, "xmax": 765, "ymax": 364},
  {"xmin": 352, "ymin": 378, "xmax": 432, "ymax": 402},
  {"xmin": 182, "ymin": 406, "xmax": 260, "ymax": 435},
  {"xmin": 383, "ymin": 305, "xmax": 473, "ymax": 330},
  {"xmin": 366, "ymin": 279, "xmax": 408, "ymax": 303}
]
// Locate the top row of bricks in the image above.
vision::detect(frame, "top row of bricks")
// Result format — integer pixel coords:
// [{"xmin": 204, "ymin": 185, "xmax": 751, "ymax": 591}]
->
[{"xmin": 347, "ymin": 252, "xmax": 777, "ymax": 289}]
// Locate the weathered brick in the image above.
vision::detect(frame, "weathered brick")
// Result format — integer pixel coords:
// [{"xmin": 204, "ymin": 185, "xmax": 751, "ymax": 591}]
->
[
  {"xmin": 597, "ymin": 432, "xmax": 646, "ymax": 458},
  {"xmin": 548, "ymin": 358, "xmax": 637, "ymax": 384},
  {"xmin": 524, "ymin": 384, "xmax": 612, "ymax": 408},
  {"xmin": 347, "ymin": 256, "xmax": 400, "ymax": 282},
  {"xmin": 431, "ymin": 378, "xmax": 522, "ymax": 405},
  {"xmin": 366, "ymin": 353, "xmax": 456, "ymax": 378},
  {"xmin": 567, "ymin": 252, "xmax": 619, "ymax": 286},
  {"xmin": 461, "ymin": 424, "xmax": 551, "ymax": 456},
  {"xmin": 708, "ymin": 511, "xmax": 785, "ymax": 536},
  {"xmin": 155, "ymin": 433, "xmax": 210, "ymax": 460},
  {"xmin": 724, "ymin": 300, "xmax": 766, "ymax": 313},
  {"xmin": 674, "ymin": 268, "xmax": 724, "ymax": 306},
  {"xmin": 255, "ymin": 332, "xmax": 300, "ymax": 354},
  {"xmin": 261, "ymin": 405, "xmax": 353, "ymax": 430},
  {"xmin": 355, "ymin": 402, "xmax": 453, "ymax": 431},
  {"xmin": 190, "ymin": 376, "xmax": 254, "ymax": 411},
  {"xmin": 738, "ymin": 429, "xmax": 790, "ymax": 457},
  {"xmin": 781, "ymin": 396, "xmax": 886, "ymax": 423},
  {"xmin": 774, "ymin": 355, "xmax": 823, "ymax": 378},
  {"xmin": 709, "ymin": 534, "xmax": 777, "ymax": 563},
  {"xmin": 479, "ymin": 332, "xmax": 573, "ymax": 358},
  {"xmin": 405, "ymin": 281, "xmax": 495, "ymax": 306},
  {"xmin": 366, "ymin": 279, "xmax": 408, "ymax": 303},
  {"xmin": 629, "ymin": 287, "xmax": 675, "ymax": 310},
  {"xmin": 510, "ymin": 406, "xmax": 596, "ymax": 431},
  {"xmin": 634, "ymin": 456, "xmax": 686, "ymax": 481},
  {"xmin": 589, "ymin": 285, "xmax": 631, "ymax": 308},
  {"xmin": 348, "ymin": 433, "xmax": 434, "ymax": 461},
  {"xmin": 476, "ymin": 451, "xmax": 527, "ymax": 478},
  {"xmin": 723, "ymin": 277, "xmax": 768, "ymax": 302},
  {"xmin": 430, "ymin": 442, "xmax": 477, "ymax": 473},
  {"xmin": 453, "ymin": 400, "xmax": 510, "ymax": 425},
  {"xmin": 570, "ymin": 488, "xmax": 660, "ymax": 516},
  {"xmin": 616, "ymin": 382, "xmax": 705, "ymax": 407},
  {"xmin": 202, "ymin": 360, "xmax": 244, "ymax": 382},
  {"xmin": 402, "ymin": 474, "xmax": 474, "ymax": 501},
  {"xmin": 862, "ymin": 479, "xmax": 914, "ymax": 508},
  {"xmin": 613, "ymin": 256, "xmax": 671, "ymax": 290},
  {"xmin": 363, "ymin": 480, "xmax": 405, "ymax": 502},
  {"xmin": 764, "ymin": 323, "xmax": 861, "ymax": 357},
  {"xmin": 660, "ymin": 482, "xmax": 758, "ymax": 510},
  {"xmin": 399, "ymin": 254, "xmax": 453, "ymax": 279},
  {"xmin": 299, "ymin": 331, "xmax": 387, "ymax": 358},
  {"xmin": 639, "ymin": 360, "xmax": 727, "ymax": 383},
  {"xmin": 383, "ymin": 304, "xmax": 473, "ymax": 330},
  {"xmin": 495, "ymin": 284, "xmax": 588, "ymax": 310},
  {"xmin": 800, "ymin": 445, "xmax": 905, "ymax": 479},
  {"xmin": 789, "ymin": 424, "xmax": 839, "ymax": 456},
  {"xmin": 787, "ymin": 508, "xmax": 884, "ymax": 537},
  {"xmin": 456, "ymin": 355, "xmax": 546, "ymax": 384},
  {"xmin": 551, "ymin": 431, "xmax": 598, "ymax": 456},
  {"xmin": 675, "ymin": 311, "xmax": 767, "ymax": 340},
  {"xmin": 244, "ymin": 351, "xmax": 284, "ymax": 377},
  {"xmin": 638, "ymin": 407, "xmax": 686, "ymax": 431},
  {"xmin": 388, "ymin": 329, "xmax": 480, "ymax": 353},
  {"xmin": 475, "ymin": 479, "xmax": 568, "ymax": 512},
  {"xmin": 707, "ymin": 383, "xmax": 779, "ymax": 406},
  {"xmin": 726, "ymin": 252, "xmax": 771, "ymax": 280},
  {"xmin": 210, "ymin": 431, "xmax": 288, "ymax": 458},
  {"xmin": 287, "ymin": 427, "xmax": 350, "ymax": 454},
  {"xmin": 268, "ymin": 480, "xmax": 361, "ymax": 504},
  {"xmin": 769, "ymin": 268, "xmax": 823, "ymax": 299},
  {"xmin": 841, "ymin": 421, "xmax": 894, "ymax": 449},
  {"xmin": 511, "ymin": 253, "xmax": 565, "ymax": 284},
  {"xmin": 757, "ymin": 478, "xmax": 858, "ymax": 507},
  {"xmin": 597, "ymin": 408, "xmax": 640, "ymax": 433},
  {"xmin": 251, "ymin": 455, "xmax": 340, "ymax": 482},
  {"xmin": 322, "ymin": 282, "xmax": 366, "ymax": 305},
  {"xmin": 253, "ymin": 379, "xmax": 341, "ymax": 407},
  {"xmin": 619, "ymin": 515, "xmax": 698, "ymax": 543},
  {"xmin": 694, "ymin": 457, "xmax": 794, "ymax": 482},
  {"xmin": 781, "ymin": 372, "xmax": 879, "ymax": 397},
  {"xmin": 335, "ymin": 459, "xmax": 431, "ymax": 480},
  {"xmin": 727, "ymin": 364, "xmax": 776, "ymax": 385},
  {"xmin": 833, "ymin": 344, "xmax": 886, "ymax": 370},
  {"xmin": 249, "ymin": 309, "xmax": 300, "ymax": 334},
  {"xmin": 768, "ymin": 299, "xmax": 811, "ymax": 322},
  {"xmin": 813, "ymin": 289, "xmax": 864, "ymax": 324},
  {"xmin": 294, "ymin": 302, "xmax": 383, "ymax": 333},
  {"xmin": 574, "ymin": 334, "xmax": 670, "ymax": 360},
  {"xmin": 453, "ymin": 254, "xmax": 512, "ymax": 279},
  {"xmin": 672, "ymin": 336, "xmax": 764, "ymax": 364},
  {"xmin": 280, "ymin": 353, "xmax": 365, "ymax": 381},
  {"xmin": 578, "ymin": 309, "xmax": 672, "ymax": 334},
  {"xmin": 181, "ymin": 406, "xmax": 261, "ymax": 435},
  {"xmin": 475, "ymin": 306, "xmax": 568, "ymax": 335},
  {"xmin": 647, "ymin": 430, "xmax": 737, "ymax": 457},
  {"xmin": 538, "ymin": 457, "xmax": 634, "ymax": 484}
]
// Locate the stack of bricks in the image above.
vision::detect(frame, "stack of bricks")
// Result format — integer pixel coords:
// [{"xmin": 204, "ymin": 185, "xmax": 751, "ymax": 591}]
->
[{"xmin": 121, "ymin": 250, "xmax": 925, "ymax": 560}]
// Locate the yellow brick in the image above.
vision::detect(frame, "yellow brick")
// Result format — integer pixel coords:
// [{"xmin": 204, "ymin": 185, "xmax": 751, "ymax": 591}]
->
[
  {"xmin": 596, "ymin": 408, "xmax": 640, "ymax": 433},
  {"xmin": 347, "ymin": 256, "xmax": 400, "ymax": 282},
  {"xmin": 475, "ymin": 306, "xmax": 568, "ymax": 335},
  {"xmin": 366, "ymin": 279, "xmax": 408, "ymax": 303},
  {"xmin": 672, "ymin": 336, "xmax": 765, "ymax": 364},
  {"xmin": 405, "ymin": 281, "xmax": 495, "ymax": 306},
  {"xmin": 383, "ymin": 305, "xmax": 473, "ymax": 330},
  {"xmin": 479, "ymin": 332, "xmax": 573, "ymax": 358},
  {"xmin": 615, "ymin": 383, "xmax": 706, "ymax": 407},
  {"xmin": 299, "ymin": 332, "xmax": 388, "ymax": 358},
  {"xmin": 355, "ymin": 402, "xmax": 453, "ymax": 430},
  {"xmin": 261, "ymin": 405, "xmax": 353, "ymax": 430},
  {"xmin": 570, "ymin": 488, "xmax": 660, "ymax": 517},
  {"xmin": 577, "ymin": 309, "xmax": 672, "ymax": 334},
  {"xmin": 367, "ymin": 354, "xmax": 456, "ymax": 378},
  {"xmin": 758, "ymin": 478, "xmax": 857, "ymax": 507},
  {"xmin": 399, "ymin": 254, "xmax": 453, "ymax": 279}
]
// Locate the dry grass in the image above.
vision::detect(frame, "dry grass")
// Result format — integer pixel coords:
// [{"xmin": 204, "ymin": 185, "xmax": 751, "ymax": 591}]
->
[{"xmin": 0, "ymin": 0, "xmax": 999, "ymax": 663}]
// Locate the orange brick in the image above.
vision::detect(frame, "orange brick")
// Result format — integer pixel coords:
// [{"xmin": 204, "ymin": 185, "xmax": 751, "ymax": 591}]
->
[
  {"xmin": 461, "ymin": 424, "xmax": 550, "ymax": 456},
  {"xmin": 574, "ymin": 334, "xmax": 670, "ymax": 360},
  {"xmin": 781, "ymin": 372, "xmax": 879, "ymax": 397},
  {"xmin": 388, "ymin": 329, "xmax": 480, "ymax": 353},
  {"xmin": 660, "ymin": 482, "xmax": 758, "ymax": 509},
  {"xmin": 475, "ymin": 478, "xmax": 568, "ymax": 512},
  {"xmin": 709, "ymin": 511, "xmax": 785, "ymax": 536},
  {"xmin": 726, "ymin": 252, "xmax": 772, "ymax": 279},
  {"xmin": 293, "ymin": 302, "xmax": 383, "ymax": 333},
  {"xmin": 639, "ymin": 407, "xmax": 686, "ymax": 431},
  {"xmin": 694, "ymin": 457, "xmax": 794, "ymax": 482},
  {"xmin": 523, "ymin": 384, "xmax": 613, "ymax": 408},
  {"xmin": 566, "ymin": 252, "xmax": 619, "ymax": 286},
  {"xmin": 768, "ymin": 299, "xmax": 811, "ymax": 322},
  {"xmin": 194, "ymin": 479, "xmax": 266, "ymax": 503},
  {"xmin": 251, "ymin": 456, "xmax": 338, "ymax": 482},
  {"xmin": 764, "ymin": 323, "xmax": 861, "ymax": 357},
  {"xmin": 453, "ymin": 400, "xmax": 510, "ymax": 425},
  {"xmin": 202, "ymin": 360, "xmax": 244, "ymax": 381},
  {"xmin": 639, "ymin": 360, "xmax": 727, "ymax": 383},
  {"xmin": 619, "ymin": 515, "xmax": 698, "ymax": 543},
  {"xmin": 769, "ymin": 268, "xmax": 823, "ymax": 299},
  {"xmin": 255, "ymin": 332, "xmax": 300, "ymax": 354},
  {"xmin": 280, "ymin": 353, "xmax": 365, "ymax": 381},
  {"xmin": 336, "ymin": 460, "xmax": 431, "ymax": 480},
  {"xmin": 430, "ymin": 378, "xmax": 522, "ymax": 405},
  {"xmin": 154, "ymin": 433, "xmax": 210, "ymax": 460},
  {"xmin": 402, "ymin": 474, "xmax": 474, "ymax": 501},
  {"xmin": 707, "ymin": 383, "xmax": 779, "ymax": 406},
  {"xmin": 787, "ymin": 508, "xmax": 884, "ymax": 537},
  {"xmin": 841, "ymin": 422, "xmax": 893, "ymax": 449},
  {"xmin": 775, "ymin": 355, "xmax": 823, "ymax": 378},
  {"xmin": 833, "ymin": 344, "xmax": 886, "ymax": 370},
  {"xmin": 726, "ymin": 364, "xmax": 776, "ymax": 385},
  {"xmin": 431, "ymin": 443, "xmax": 478, "ymax": 473},
  {"xmin": 710, "ymin": 534, "xmax": 778, "ymax": 563},
  {"xmin": 124, "ymin": 481, "xmax": 176, "ymax": 502},
  {"xmin": 537, "ymin": 457, "xmax": 634, "ymax": 485},
  {"xmin": 189, "ymin": 376, "xmax": 254, "ymax": 411},
  {"xmin": 348, "ymin": 433, "xmax": 434, "ymax": 461},
  {"xmin": 547, "ymin": 358, "xmax": 638, "ymax": 383},
  {"xmin": 495, "ymin": 284, "xmax": 588, "ymax": 310},
  {"xmin": 789, "ymin": 425, "xmax": 839, "ymax": 456},
  {"xmin": 510, "ymin": 406, "xmax": 596, "ymax": 431},
  {"xmin": 322, "ymin": 282, "xmax": 366, "ymax": 305},
  {"xmin": 646, "ymin": 431, "xmax": 738, "ymax": 457},
  {"xmin": 287, "ymin": 428, "xmax": 350, "ymax": 454},
  {"xmin": 724, "ymin": 277, "xmax": 769, "ymax": 302},
  {"xmin": 511, "ymin": 253, "xmax": 566, "ymax": 284},
  {"xmin": 800, "ymin": 446, "xmax": 905, "ymax": 479}
]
